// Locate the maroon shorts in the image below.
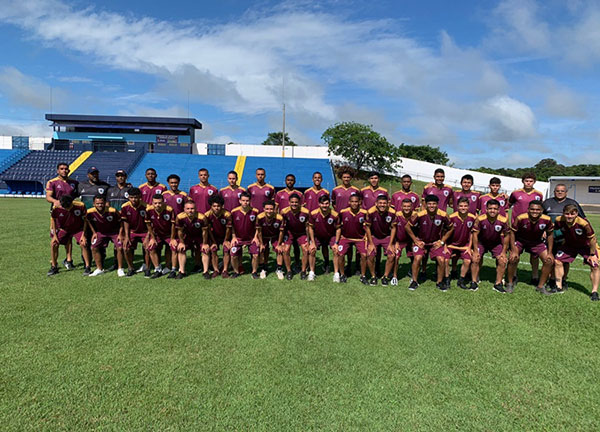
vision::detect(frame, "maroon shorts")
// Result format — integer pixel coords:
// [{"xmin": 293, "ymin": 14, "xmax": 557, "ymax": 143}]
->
[
  {"xmin": 314, "ymin": 236, "xmax": 336, "ymax": 249},
  {"xmin": 180, "ymin": 237, "xmax": 203, "ymax": 251},
  {"xmin": 146, "ymin": 237, "xmax": 175, "ymax": 252},
  {"xmin": 261, "ymin": 237, "xmax": 281, "ymax": 250},
  {"xmin": 229, "ymin": 240, "xmax": 259, "ymax": 257},
  {"xmin": 283, "ymin": 233, "xmax": 308, "ymax": 246},
  {"xmin": 92, "ymin": 232, "xmax": 122, "ymax": 249},
  {"xmin": 209, "ymin": 236, "xmax": 226, "ymax": 253},
  {"xmin": 127, "ymin": 232, "xmax": 148, "ymax": 250},
  {"xmin": 411, "ymin": 244, "xmax": 450, "ymax": 259},
  {"xmin": 449, "ymin": 247, "xmax": 472, "ymax": 261},
  {"xmin": 54, "ymin": 229, "xmax": 84, "ymax": 245},
  {"xmin": 476, "ymin": 243, "xmax": 504, "ymax": 259},
  {"xmin": 555, "ymin": 247, "xmax": 599, "ymax": 267},
  {"xmin": 337, "ymin": 238, "xmax": 372, "ymax": 256},
  {"xmin": 373, "ymin": 236, "xmax": 395, "ymax": 256},
  {"xmin": 395, "ymin": 242, "xmax": 410, "ymax": 258},
  {"xmin": 514, "ymin": 241, "xmax": 547, "ymax": 258}
]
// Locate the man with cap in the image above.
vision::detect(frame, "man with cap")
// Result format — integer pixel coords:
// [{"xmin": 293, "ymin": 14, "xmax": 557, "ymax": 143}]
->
[
  {"xmin": 77, "ymin": 166, "xmax": 110, "ymax": 209},
  {"xmin": 107, "ymin": 170, "xmax": 133, "ymax": 211}
]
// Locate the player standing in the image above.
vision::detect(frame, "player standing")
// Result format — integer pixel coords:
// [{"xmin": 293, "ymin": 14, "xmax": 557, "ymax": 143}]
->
[
  {"xmin": 46, "ymin": 162, "xmax": 79, "ymax": 207},
  {"xmin": 391, "ymin": 174, "xmax": 420, "ymax": 212},
  {"xmin": 86, "ymin": 195, "xmax": 124, "ymax": 276},
  {"xmin": 331, "ymin": 168, "xmax": 360, "ymax": 213},
  {"xmin": 255, "ymin": 200, "xmax": 285, "ymax": 279},
  {"xmin": 121, "ymin": 188, "xmax": 150, "ymax": 277},
  {"xmin": 361, "ymin": 172, "xmax": 389, "ymax": 210},
  {"xmin": 204, "ymin": 195, "xmax": 233, "ymax": 278},
  {"xmin": 453, "ymin": 174, "xmax": 480, "ymax": 215},
  {"xmin": 422, "ymin": 168, "xmax": 454, "ymax": 212},
  {"xmin": 106, "ymin": 170, "xmax": 132, "ymax": 211},
  {"xmin": 390, "ymin": 198, "xmax": 417, "ymax": 285},
  {"xmin": 303, "ymin": 171, "xmax": 329, "ymax": 212},
  {"xmin": 307, "ymin": 195, "xmax": 340, "ymax": 281},
  {"xmin": 175, "ymin": 200, "xmax": 209, "ymax": 279},
  {"xmin": 139, "ymin": 168, "xmax": 166, "ymax": 204},
  {"xmin": 247, "ymin": 168, "xmax": 275, "ymax": 211},
  {"xmin": 447, "ymin": 197, "xmax": 477, "ymax": 290},
  {"xmin": 189, "ymin": 168, "xmax": 218, "ymax": 214},
  {"xmin": 77, "ymin": 167, "xmax": 110, "ymax": 209},
  {"xmin": 280, "ymin": 194, "xmax": 311, "ymax": 280},
  {"xmin": 163, "ymin": 174, "xmax": 189, "ymax": 215},
  {"xmin": 230, "ymin": 191, "xmax": 260, "ymax": 278},
  {"xmin": 478, "ymin": 177, "xmax": 509, "ymax": 217},
  {"xmin": 367, "ymin": 195, "xmax": 397, "ymax": 285},
  {"xmin": 219, "ymin": 171, "xmax": 246, "ymax": 212},
  {"xmin": 145, "ymin": 194, "xmax": 177, "ymax": 279},
  {"xmin": 275, "ymin": 174, "xmax": 304, "ymax": 210}
]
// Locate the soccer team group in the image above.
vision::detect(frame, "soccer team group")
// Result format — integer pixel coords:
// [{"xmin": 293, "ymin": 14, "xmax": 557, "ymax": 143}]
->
[{"xmin": 45, "ymin": 162, "xmax": 600, "ymax": 300}]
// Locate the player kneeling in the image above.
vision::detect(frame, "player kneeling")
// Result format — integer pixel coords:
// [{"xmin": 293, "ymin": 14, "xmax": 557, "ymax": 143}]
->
[
  {"xmin": 48, "ymin": 195, "xmax": 91, "ymax": 276},
  {"xmin": 256, "ymin": 200, "xmax": 285, "ymax": 279},
  {"xmin": 507, "ymin": 201, "xmax": 554, "ymax": 295},
  {"xmin": 554, "ymin": 204, "xmax": 600, "ymax": 300},
  {"xmin": 471, "ymin": 199, "xmax": 510, "ymax": 293},
  {"xmin": 205, "ymin": 195, "xmax": 233, "ymax": 278},
  {"xmin": 86, "ymin": 195, "xmax": 124, "ymax": 276},
  {"xmin": 230, "ymin": 192, "xmax": 260, "ymax": 278},
  {"xmin": 145, "ymin": 194, "xmax": 177, "ymax": 279},
  {"xmin": 447, "ymin": 197, "xmax": 477, "ymax": 291},
  {"xmin": 335, "ymin": 195, "xmax": 376, "ymax": 284},
  {"xmin": 175, "ymin": 200, "xmax": 209, "ymax": 279},
  {"xmin": 307, "ymin": 195, "xmax": 340, "ymax": 281},
  {"xmin": 405, "ymin": 195, "xmax": 453, "ymax": 291},
  {"xmin": 121, "ymin": 188, "xmax": 150, "ymax": 277}
]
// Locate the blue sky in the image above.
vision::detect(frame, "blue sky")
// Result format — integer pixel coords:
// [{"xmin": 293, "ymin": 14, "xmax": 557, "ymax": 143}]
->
[{"xmin": 0, "ymin": 0, "xmax": 599, "ymax": 168}]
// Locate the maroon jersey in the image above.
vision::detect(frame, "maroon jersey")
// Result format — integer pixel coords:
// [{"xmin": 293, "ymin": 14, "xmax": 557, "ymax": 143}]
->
[
  {"xmin": 46, "ymin": 176, "xmax": 79, "ymax": 200},
  {"xmin": 448, "ymin": 213, "xmax": 476, "ymax": 248},
  {"xmin": 231, "ymin": 206, "xmax": 260, "ymax": 241},
  {"xmin": 189, "ymin": 183, "xmax": 218, "ymax": 214},
  {"xmin": 308, "ymin": 208, "xmax": 339, "ymax": 239},
  {"xmin": 395, "ymin": 211, "xmax": 417, "ymax": 243},
  {"xmin": 509, "ymin": 189, "xmax": 544, "ymax": 223},
  {"xmin": 391, "ymin": 190, "xmax": 420, "ymax": 211},
  {"xmin": 453, "ymin": 190, "xmax": 481, "ymax": 214},
  {"xmin": 275, "ymin": 189, "xmax": 304, "ymax": 210},
  {"xmin": 163, "ymin": 190, "xmax": 189, "ymax": 215},
  {"xmin": 361, "ymin": 186, "xmax": 389, "ymax": 210},
  {"xmin": 51, "ymin": 201, "xmax": 86, "ymax": 233},
  {"xmin": 139, "ymin": 182, "xmax": 166, "ymax": 204},
  {"xmin": 145, "ymin": 205, "xmax": 175, "ymax": 238},
  {"xmin": 204, "ymin": 210, "xmax": 232, "ymax": 241},
  {"xmin": 176, "ymin": 212, "xmax": 206, "ymax": 240},
  {"xmin": 303, "ymin": 187, "xmax": 329, "ymax": 212},
  {"xmin": 367, "ymin": 206, "xmax": 396, "ymax": 239},
  {"xmin": 86, "ymin": 207, "xmax": 121, "ymax": 235},
  {"xmin": 121, "ymin": 201, "xmax": 148, "ymax": 234},
  {"xmin": 219, "ymin": 186, "xmax": 246, "ymax": 212},
  {"xmin": 512, "ymin": 213, "xmax": 553, "ymax": 246},
  {"xmin": 257, "ymin": 212, "xmax": 285, "ymax": 240},
  {"xmin": 473, "ymin": 214, "xmax": 509, "ymax": 247},
  {"xmin": 422, "ymin": 183, "xmax": 454, "ymax": 211},
  {"xmin": 479, "ymin": 193, "xmax": 509, "ymax": 217},
  {"xmin": 339, "ymin": 208, "xmax": 369, "ymax": 240},
  {"xmin": 409, "ymin": 209, "xmax": 451, "ymax": 244},
  {"xmin": 555, "ymin": 216, "xmax": 595, "ymax": 250},
  {"xmin": 247, "ymin": 183, "xmax": 275, "ymax": 211},
  {"xmin": 281, "ymin": 206, "xmax": 310, "ymax": 237},
  {"xmin": 331, "ymin": 185, "xmax": 361, "ymax": 212}
]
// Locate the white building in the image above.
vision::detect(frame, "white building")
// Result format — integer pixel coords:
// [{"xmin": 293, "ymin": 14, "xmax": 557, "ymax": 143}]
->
[{"xmin": 548, "ymin": 177, "xmax": 600, "ymax": 205}]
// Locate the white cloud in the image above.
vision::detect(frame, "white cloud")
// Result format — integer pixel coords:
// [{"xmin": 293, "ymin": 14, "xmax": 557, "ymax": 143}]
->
[
  {"xmin": 481, "ymin": 95, "xmax": 537, "ymax": 141},
  {"xmin": 0, "ymin": 66, "xmax": 63, "ymax": 110}
]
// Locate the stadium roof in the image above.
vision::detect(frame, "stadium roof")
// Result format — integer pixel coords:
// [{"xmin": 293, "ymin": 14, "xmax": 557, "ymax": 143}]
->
[
  {"xmin": 45, "ymin": 114, "xmax": 202, "ymax": 129},
  {"xmin": 548, "ymin": 176, "xmax": 600, "ymax": 181}
]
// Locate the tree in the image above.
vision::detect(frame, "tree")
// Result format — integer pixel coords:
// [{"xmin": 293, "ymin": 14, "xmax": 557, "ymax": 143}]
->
[
  {"xmin": 262, "ymin": 132, "xmax": 296, "ymax": 146},
  {"xmin": 322, "ymin": 122, "xmax": 402, "ymax": 173},
  {"xmin": 397, "ymin": 144, "xmax": 449, "ymax": 165}
]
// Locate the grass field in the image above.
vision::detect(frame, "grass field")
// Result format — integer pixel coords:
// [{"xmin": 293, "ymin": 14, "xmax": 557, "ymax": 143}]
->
[{"xmin": 1, "ymin": 198, "xmax": 600, "ymax": 431}]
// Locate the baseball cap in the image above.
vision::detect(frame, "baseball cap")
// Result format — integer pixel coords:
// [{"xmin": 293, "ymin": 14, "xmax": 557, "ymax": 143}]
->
[
  {"xmin": 115, "ymin": 169, "xmax": 127, "ymax": 176},
  {"xmin": 87, "ymin": 166, "xmax": 99, "ymax": 174}
]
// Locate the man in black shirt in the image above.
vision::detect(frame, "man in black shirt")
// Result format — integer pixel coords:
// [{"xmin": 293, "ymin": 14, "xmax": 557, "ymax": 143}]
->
[
  {"xmin": 543, "ymin": 183, "xmax": 586, "ymax": 221},
  {"xmin": 77, "ymin": 166, "xmax": 110, "ymax": 209},
  {"xmin": 107, "ymin": 170, "xmax": 132, "ymax": 211}
]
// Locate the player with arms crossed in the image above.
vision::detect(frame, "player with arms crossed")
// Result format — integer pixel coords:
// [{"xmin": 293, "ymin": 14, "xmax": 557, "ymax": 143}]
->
[
  {"xmin": 506, "ymin": 201, "xmax": 555, "ymax": 295},
  {"xmin": 145, "ymin": 194, "xmax": 177, "ymax": 279},
  {"xmin": 121, "ymin": 188, "xmax": 150, "ymax": 277},
  {"xmin": 367, "ymin": 195, "xmax": 397, "ymax": 285},
  {"xmin": 447, "ymin": 197, "xmax": 477, "ymax": 290},
  {"xmin": 230, "ymin": 191, "xmax": 260, "ymax": 278},
  {"xmin": 405, "ymin": 195, "xmax": 454, "ymax": 291},
  {"xmin": 86, "ymin": 195, "xmax": 124, "ymax": 276},
  {"xmin": 175, "ymin": 200, "xmax": 209, "ymax": 279},
  {"xmin": 204, "ymin": 195, "xmax": 233, "ymax": 278},
  {"xmin": 307, "ymin": 195, "xmax": 340, "ymax": 282},
  {"xmin": 334, "ymin": 195, "xmax": 376, "ymax": 285},
  {"xmin": 48, "ymin": 195, "xmax": 91, "ymax": 276},
  {"xmin": 471, "ymin": 199, "xmax": 510, "ymax": 293},
  {"xmin": 255, "ymin": 200, "xmax": 285, "ymax": 279},
  {"xmin": 391, "ymin": 174, "xmax": 420, "ymax": 212},
  {"xmin": 554, "ymin": 204, "xmax": 600, "ymax": 300}
]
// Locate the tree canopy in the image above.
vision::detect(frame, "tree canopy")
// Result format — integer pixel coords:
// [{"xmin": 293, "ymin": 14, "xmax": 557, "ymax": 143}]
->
[
  {"xmin": 397, "ymin": 144, "xmax": 449, "ymax": 165},
  {"xmin": 262, "ymin": 132, "xmax": 296, "ymax": 146},
  {"xmin": 471, "ymin": 158, "xmax": 600, "ymax": 182}
]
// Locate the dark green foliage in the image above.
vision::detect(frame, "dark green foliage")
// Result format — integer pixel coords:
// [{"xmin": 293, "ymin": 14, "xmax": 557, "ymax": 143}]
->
[
  {"xmin": 472, "ymin": 158, "xmax": 600, "ymax": 181},
  {"xmin": 262, "ymin": 131, "xmax": 297, "ymax": 146}
]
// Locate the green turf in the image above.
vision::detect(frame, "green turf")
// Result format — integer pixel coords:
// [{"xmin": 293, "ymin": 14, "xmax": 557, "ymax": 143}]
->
[{"xmin": 1, "ymin": 198, "xmax": 600, "ymax": 431}]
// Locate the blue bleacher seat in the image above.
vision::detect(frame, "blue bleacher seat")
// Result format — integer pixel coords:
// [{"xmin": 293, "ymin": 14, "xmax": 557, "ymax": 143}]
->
[{"xmin": 70, "ymin": 151, "xmax": 144, "ymax": 184}]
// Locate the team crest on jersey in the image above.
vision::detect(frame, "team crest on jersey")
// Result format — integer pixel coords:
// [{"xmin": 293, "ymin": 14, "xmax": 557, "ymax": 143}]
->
[
  {"xmin": 534, "ymin": 196, "xmax": 540, "ymax": 200},
  {"xmin": 539, "ymin": 223, "xmax": 546, "ymax": 229},
  {"xmin": 413, "ymin": 245, "xmax": 419, "ymax": 253},
  {"xmin": 70, "ymin": 183, "xmax": 76, "ymax": 189},
  {"xmin": 499, "ymin": 200, "xmax": 505, "ymax": 206},
  {"xmin": 443, "ymin": 190, "xmax": 449, "ymax": 196},
  {"xmin": 74, "ymin": 209, "xmax": 81, "ymax": 216},
  {"xmin": 299, "ymin": 215, "xmax": 306, "ymax": 223},
  {"xmin": 385, "ymin": 215, "xmax": 392, "ymax": 223},
  {"xmin": 98, "ymin": 188, "xmax": 105, "ymax": 194},
  {"xmin": 156, "ymin": 190, "xmax": 162, "ymax": 194},
  {"xmin": 494, "ymin": 225, "xmax": 502, "ymax": 232},
  {"xmin": 176, "ymin": 197, "xmax": 183, "ymax": 204},
  {"xmin": 434, "ymin": 219, "xmax": 441, "ymax": 226},
  {"xmin": 575, "ymin": 228, "xmax": 583, "ymax": 235},
  {"xmin": 338, "ymin": 245, "xmax": 343, "ymax": 252},
  {"xmin": 164, "ymin": 214, "xmax": 171, "ymax": 221},
  {"xmin": 327, "ymin": 217, "xmax": 334, "ymax": 225},
  {"xmin": 249, "ymin": 214, "xmax": 256, "ymax": 221},
  {"xmin": 556, "ymin": 250, "xmax": 565, "ymax": 257},
  {"xmin": 107, "ymin": 215, "xmax": 114, "ymax": 222},
  {"xmin": 124, "ymin": 192, "xmax": 129, "ymax": 198},
  {"xmin": 274, "ymin": 222, "xmax": 280, "ymax": 228},
  {"xmin": 220, "ymin": 218, "xmax": 226, "ymax": 225},
  {"xmin": 194, "ymin": 222, "xmax": 202, "ymax": 228},
  {"xmin": 471, "ymin": 195, "xmax": 477, "ymax": 201},
  {"xmin": 208, "ymin": 189, "xmax": 214, "ymax": 195},
  {"xmin": 140, "ymin": 210, "xmax": 146, "ymax": 217},
  {"xmin": 231, "ymin": 246, "xmax": 238, "ymax": 254},
  {"xmin": 467, "ymin": 221, "xmax": 473, "ymax": 228},
  {"xmin": 237, "ymin": 192, "xmax": 242, "ymax": 198},
  {"xmin": 411, "ymin": 196, "xmax": 416, "ymax": 202},
  {"xmin": 265, "ymin": 191, "xmax": 271, "ymax": 196},
  {"xmin": 359, "ymin": 217, "xmax": 365, "ymax": 223}
]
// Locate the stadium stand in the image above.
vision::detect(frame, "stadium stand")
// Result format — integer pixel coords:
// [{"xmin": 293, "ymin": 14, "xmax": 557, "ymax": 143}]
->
[
  {"xmin": 240, "ymin": 156, "xmax": 336, "ymax": 190},
  {"xmin": 0, "ymin": 149, "xmax": 30, "ymax": 174},
  {"xmin": 70, "ymin": 151, "xmax": 145, "ymax": 183},
  {"xmin": 128, "ymin": 153, "xmax": 238, "ymax": 190},
  {"xmin": 0, "ymin": 150, "xmax": 82, "ymax": 194}
]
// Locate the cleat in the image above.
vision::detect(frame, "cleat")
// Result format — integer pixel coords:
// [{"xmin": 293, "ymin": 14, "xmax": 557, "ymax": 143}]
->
[
  {"xmin": 136, "ymin": 264, "xmax": 147, "ymax": 273},
  {"xmin": 62, "ymin": 258, "xmax": 69, "ymax": 269},
  {"xmin": 110, "ymin": 263, "xmax": 118, "ymax": 272},
  {"xmin": 307, "ymin": 271, "xmax": 316, "ymax": 281},
  {"xmin": 83, "ymin": 266, "xmax": 92, "ymax": 276},
  {"xmin": 47, "ymin": 266, "xmax": 59, "ymax": 276},
  {"xmin": 230, "ymin": 272, "xmax": 240, "ymax": 279},
  {"xmin": 591, "ymin": 292, "xmax": 599, "ymax": 301},
  {"xmin": 150, "ymin": 271, "xmax": 162, "ymax": 279},
  {"xmin": 469, "ymin": 281, "xmax": 479, "ymax": 291},
  {"xmin": 323, "ymin": 264, "xmax": 330, "ymax": 274},
  {"xmin": 530, "ymin": 277, "xmax": 539, "ymax": 287},
  {"xmin": 144, "ymin": 269, "xmax": 151, "ymax": 278},
  {"xmin": 418, "ymin": 271, "xmax": 427, "ymax": 283},
  {"xmin": 505, "ymin": 283, "xmax": 514, "ymax": 294},
  {"xmin": 407, "ymin": 268, "xmax": 413, "ymax": 279},
  {"xmin": 444, "ymin": 277, "xmax": 451, "ymax": 290},
  {"xmin": 167, "ymin": 270, "xmax": 178, "ymax": 279},
  {"xmin": 162, "ymin": 267, "xmax": 171, "ymax": 275},
  {"xmin": 493, "ymin": 283, "xmax": 506, "ymax": 293},
  {"xmin": 221, "ymin": 270, "xmax": 229, "ymax": 279},
  {"xmin": 300, "ymin": 271, "xmax": 307, "ymax": 280},
  {"xmin": 408, "ymin": 280, "xmax": 418, "ymax": 291},
  {"xmin": 333, "ymin": 272, "xmax": 340, "ymax": 283},
  {"xmin": 276, "ymin": 269, "xmax": 284, "ymax": 280},
  {"xmin": 65, "ymin": 260, "xmax": 75, "ymax": 270},
  {"xmin": 340, "ymin": 274, "xmax": 348, "ymax": 283},
  {"xmin": 437, "ymin": 281, "xmax": 448, "ymax": 292},
  {"xmin": 536, "ymin": 286, "xmax": 555, "ymax": 296},
  {"xmin": 359, "ymin": 275, "xmax": 369, "ymax": 285},
  {"xmin": 555, "ymin": 287, "xmax": 567, "ymax": 294},
  {"xmin": 126, "ymin": 269, "xmax": 136, "ymax": 277},
  {"xmin": 202, "ymin": 272, "xmax": 211, "ymax": 280},
  {"xmin": 390, "ymin": 277, "xmax": 398, "ymax": 286},
  {"xmin": 211, "ymin": 271, "xmax": 219, "ymax": 279},
  {"xmin": 457, "ymin": 277, "xmax": 468, "ymax": 290},
  {"xmin": 260, "ymin": 270, "xmax": 267, "ymax": 279},
  {"xmin": 251, "ymin": 272, "xmax": 260, "ymax": 279},
  {"xmin": 117, "ymin": 268, "xmax": 126, "ymax": 277},
  {"xmin": 450, "ymin": 270, "xmax": 458, "ymax": 280},
  {"xmin": 89, "ymin": 268, "xmax": 105, "ymax": 277},
  {"xmin": 381, "ymin": 276, "xmax": 389, "ymax": 286},
  {"xmin": 175, "ymin": 272, "xmax": 185, "ymax": 279},
  {"xmin": 285, "ymin": 271, "xmax": 293, "ymax": 280},
  {"xmin": 369, "ymin": 277, "xmax": 377, "ymax": 286}
]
